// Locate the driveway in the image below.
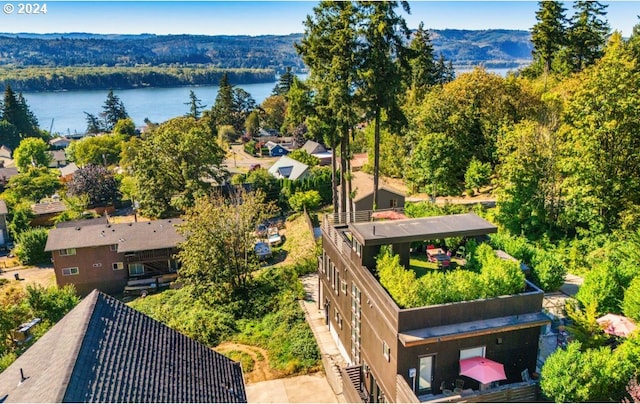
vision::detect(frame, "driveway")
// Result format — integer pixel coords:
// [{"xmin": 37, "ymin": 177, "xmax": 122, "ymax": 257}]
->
[{"xmin": 245, "ymin": 373, "xmax": 341, "ymax": 403}]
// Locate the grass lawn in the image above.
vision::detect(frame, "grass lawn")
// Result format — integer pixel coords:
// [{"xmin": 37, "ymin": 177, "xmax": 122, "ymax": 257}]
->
[{"xmin": 409, "ymin": 255, "xmax": 464, "ymax": 278}]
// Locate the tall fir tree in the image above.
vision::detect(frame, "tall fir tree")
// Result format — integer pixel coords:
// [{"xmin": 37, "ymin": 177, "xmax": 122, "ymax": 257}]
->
[
  {"xmin": 530, "ymin": 0, "xmax": 567, "ymax": 75},
  {"xmin": 272, "ymin": 67, "xmax": 295, "ymax": 97},
  {"xmin": 185, "ymin": 90, "xmax": 206, "ymax": 120},
  {"xmin": 407, "ymin": 22, "xmax": 438, "ymax": 101},
  {"xmin": 297, "ymin": 1, "xmax": 359, "ymax": 215},
  {"xmin": 1, "ymin": 85, "xmax": 40, "ymax": 142},
  {"xmin": 567, "ymin": 1, "xmax": 610, "ymax": 72},
  {"xmin": 102, "ymin": 89, "xmax": 129, "ymax": 131},
  {"xmin": 356, "ymin": 0, "xmax": 411, "ymax": 209}
]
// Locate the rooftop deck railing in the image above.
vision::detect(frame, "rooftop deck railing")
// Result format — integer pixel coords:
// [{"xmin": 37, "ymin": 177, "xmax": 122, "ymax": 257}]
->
[{"xmin": 324, "ymin": 208, "xmax": 406, "ymax": 226}]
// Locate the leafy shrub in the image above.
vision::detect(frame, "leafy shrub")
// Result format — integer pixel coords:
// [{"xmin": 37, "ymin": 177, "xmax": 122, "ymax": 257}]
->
[
  {"xmin": 576, "ymin": 262, "xmax": 623, "ymax": 314},
  {"xmin": 623, "ymin": 277, "xmax": 640, "ymax": 322},
  {"xmin": 14, "ymin": 227, "xmax": 50, "ymax": 265},
  {"xmin": 0, "ymin": 352, "xmax": 17, "ymax": 373},
  {"xmin": 26, "ymin": 284, "xmax": 79, "ymax": 323},
  {"xmin": 288, "ymin": 190, "xmax": 321, "ymax": 212},
  {"xmin": 530, "ymin": 250, "xmax": 566, "ymax": 291},
  {"xmin": 288, "ymin": 149, "xmax": 320, "ymax": 167},
  {"xmin": 243, "ymin": 140, "xmax": 257, "ymax": 155},
  {"xmin": 464, "ymin": 157, "xmax": 491, "ymax": 192},
  {"xmin": 540, "ymin": 342, "xmax": 628, "ymax": 402},
  {"xmin": 378, "ymin": 246, "xmax": 524, "ymax": 308}
]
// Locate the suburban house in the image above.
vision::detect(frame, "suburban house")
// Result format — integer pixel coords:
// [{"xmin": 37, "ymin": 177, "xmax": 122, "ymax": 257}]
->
[
  {"xmin": 265, "ymin": 140, "xmax": 290, "ymax": 157},
  {"xmin": 319, "ymin": 212, "xmax": 548, "ymax": 403},
  {"xmin": 301, "ymin": 140, "xmax": 327, "ymax": 155},
  {"xmin": 0, "ymin": 145, "xmax": 13, "ymax": 167},
  {"xmin": 301, "ymin": 140, "xmax": 332, "ymax": 166},
  {"xmin": 49, "ymin": 136, "xmax": 72, "ymax": 149},
  {"xmin": 48, "ymin": 150, "xmax": 68, "ymax": 168},
  {"xmin": 347, "ymin": 171, "xmax": 405, "ymax": 212},
  {"xmin": 268, "ymin": 155, "xmax": 310, "ymax": 181},
  {"xmin": 44, "ymin": 218, "xmax": 184, "ymax": 296},
  {"xmin": 0, "ymin": 166, "xmax": 18, "ymax": 189},
  {"xmin": 58, "ymin": 162, "xmax": 79, "ymax": 182},
  {"xmin": 0, "ymin": 289, "xmax": 247, "ymax": 403},
  {"xmin": 30, "ymin": 200, "xmax": 67, "ymax": 226}
]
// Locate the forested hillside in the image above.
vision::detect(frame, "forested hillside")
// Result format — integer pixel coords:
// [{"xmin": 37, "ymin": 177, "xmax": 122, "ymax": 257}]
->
[{"xmin": 0, "ymin": 30, "xmax": 532, "ymax": 70}]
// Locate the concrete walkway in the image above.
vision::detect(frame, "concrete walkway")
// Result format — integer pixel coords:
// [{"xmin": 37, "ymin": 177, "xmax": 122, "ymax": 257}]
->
[
  {"xmin": 246, "ymin": 373, "xmax": 340, "ymax": 403},
  {"xmin": 299, "ymin": 273, "xmax": 348, "ymax": 403}
]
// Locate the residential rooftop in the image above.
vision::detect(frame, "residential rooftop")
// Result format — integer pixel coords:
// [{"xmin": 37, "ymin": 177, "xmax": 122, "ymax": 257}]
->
[
  {"xmin": 45, "ymin": 218, "xmax": 184, "ymax": 253},
  {"xmin": 348, "ymin": 212, "xmax": 497, "ymax": 246},
  {"xmin": 0, "ymin": 290, "xmax": 246, "ymax": 403}
]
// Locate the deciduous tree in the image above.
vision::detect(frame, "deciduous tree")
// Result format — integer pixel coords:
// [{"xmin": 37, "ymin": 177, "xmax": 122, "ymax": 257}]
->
[
  {"xmin": 13, "ymin": 138, "xmax": 51, "ymax": 172},
  {"xmin": 66, "ymin": 164, "xmax": 120, "ymax": 207},
  {"xmin": 128, "ymin": 117, "xmax": 226, "ymax": 218},
  {"xmin": 177, "ymin": 190, "xmax": 276, "ymax": 304}
]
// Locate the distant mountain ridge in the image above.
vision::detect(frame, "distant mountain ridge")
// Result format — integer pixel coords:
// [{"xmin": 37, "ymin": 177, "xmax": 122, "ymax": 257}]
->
[{"xmin": 0, "ymin": 30, "xmax": 533, "ymax": 71}]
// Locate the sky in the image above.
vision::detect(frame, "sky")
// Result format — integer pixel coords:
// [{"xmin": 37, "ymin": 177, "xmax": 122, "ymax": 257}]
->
[{"xmin": 0, "ymin": 1, "xmax": 638, "ymax": 37}]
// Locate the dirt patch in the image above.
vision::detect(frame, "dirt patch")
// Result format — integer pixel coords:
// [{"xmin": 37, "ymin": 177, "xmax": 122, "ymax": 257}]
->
[
  {"xmin": 216, "ymin": 342, "xmax": 284, "ymax": 383},
  {"xmin": 0, "ymin": 265, "xmax": 56, "ymax": 289}
]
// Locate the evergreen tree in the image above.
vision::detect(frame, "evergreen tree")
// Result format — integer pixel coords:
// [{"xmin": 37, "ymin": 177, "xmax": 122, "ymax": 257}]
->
[
  {"xmin": 84, "ymin": 112, "xmax": 104, "ymax": 135},
  {"xmin": 1, "ymin": 85, "xmax": 40, "ymax": 140},
  {"xmin": 212, "ymin": 73, "xmax": 234, "ymax": 127},
  {"xmin": 356, "ymin": 0, "xmax": 411, "ymax": 209},
  {"xmin": 272, "ymin": 67, "xmax": 294, "ymax": 97},
  {"xmin": 407, "ymin": 22, "xmax": 438, "ymax": 100},
  {"xmin": 531, "ymin": 0, "xmax": 567, "ymax": 75},
  {"xmin": 185, "ymin": 90, "xmax": 206, "ymax": 120},
  {"xmin": 434, "ymin": 54, "xmax": 455, "ymax": 85},
  {"xmin": 102, "ymin": 89, "xmax": 129, "ymax": 131},
  {"xmin": 297, "ymin": 1, "xmax": 359, "ymax": 215},
  {"xmin": 567, "ymin": 1, "xmax": 610, "ymax": 72}
]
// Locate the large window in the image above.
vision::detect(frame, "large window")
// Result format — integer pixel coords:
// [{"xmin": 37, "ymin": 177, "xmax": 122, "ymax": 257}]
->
[
  {"xmin": 59, "ymin": 248, "xmax": 76, "ymax": 256},
  {"xmin": 62, "ymin": 267, "xmax": 79, "ymax": 276},
  {"xmin": 128, "ymin": 263, "xmax": 144, "ymax": 276},
  {"xmin": 460, "ymin": 346, "xmax": 486, "ymax": 360}
]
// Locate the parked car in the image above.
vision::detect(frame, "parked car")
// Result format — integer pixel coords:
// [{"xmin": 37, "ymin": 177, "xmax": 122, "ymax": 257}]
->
[
  {"xmin": 267, "ymin": 227, "xmax": 282, "ymax": 246},
  {"xmin": 254, "ymin": 241, "xmax": 272, "ymax": 260}
]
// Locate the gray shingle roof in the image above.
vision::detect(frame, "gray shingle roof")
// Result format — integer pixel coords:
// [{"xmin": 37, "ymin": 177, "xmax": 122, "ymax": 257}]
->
[
  {"xmin": 267, "ymin": 156, "xmax": 309, "ymax": 181},
  {"xmin": 0, "ymin": 290, "xmax": 247, "ymax": 403},
  {"xmin": 45, "ymin": 218, "xmax": 184, "ymax": 253}
]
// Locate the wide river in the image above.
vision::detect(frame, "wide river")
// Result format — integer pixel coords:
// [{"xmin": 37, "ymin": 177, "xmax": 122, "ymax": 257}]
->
[{"xmin": 23, "ymin": 67, "xmax": 516, "ymax": 136}]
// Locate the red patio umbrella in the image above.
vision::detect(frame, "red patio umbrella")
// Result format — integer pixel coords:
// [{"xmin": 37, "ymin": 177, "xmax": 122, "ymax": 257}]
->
[
  {"xmin": 459, "ymin": 357, "xmax": 507, "ymax": 384},
  {"xmin": 596, "ymin": 313, "xmax": 637, "ymax": 337}
]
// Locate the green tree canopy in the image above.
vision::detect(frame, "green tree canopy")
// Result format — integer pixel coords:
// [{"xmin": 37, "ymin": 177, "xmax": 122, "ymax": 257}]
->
[
  {"xmin": 65, "ymin": 134, "xmax": 124, "ymax": 167},
  {"xmin": 128, "ymin": 117, "xmax": 227, "ymax": 218},
  {"xmin": 177, "ymin": 190, "xmax": 276, "ymax": 305},
  {"xmin": 13, "ymin": 138, "xmax": 51, "ymax": 172}
]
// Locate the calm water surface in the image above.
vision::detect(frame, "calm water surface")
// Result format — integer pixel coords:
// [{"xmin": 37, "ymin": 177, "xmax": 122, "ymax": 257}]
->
[
  {"xmin": 23, "ymin": 68, "xmax": 518, "ymax": 137},
  {"xmin": 24, "ymin": 81, "xmax": 279, "ymax": 136}
]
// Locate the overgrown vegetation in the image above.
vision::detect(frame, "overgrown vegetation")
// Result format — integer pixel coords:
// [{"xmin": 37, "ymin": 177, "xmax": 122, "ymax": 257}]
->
[{"xmin": 0, "ymin": 284, "xmax": 79, "ymax": 372}]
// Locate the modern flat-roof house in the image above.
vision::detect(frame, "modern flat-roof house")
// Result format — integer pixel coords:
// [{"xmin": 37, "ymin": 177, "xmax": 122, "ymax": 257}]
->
[
  {"xmin": 319, "ymin": 212, "xmax": 548, "ymax": 403},
  {"xmin": 0, "ymin": 289, "xmax": 247, "ymax": 403},
  {"xmin": 45, "ymin": 218, "xmax": 184, "ymax": 296}
]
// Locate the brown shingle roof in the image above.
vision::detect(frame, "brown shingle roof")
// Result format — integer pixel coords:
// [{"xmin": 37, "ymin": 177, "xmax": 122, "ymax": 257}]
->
[
  {"xmin": 31, "ymin": 201, "xmax": 67, "ymax": 215},
  {"xmin": 45, "ymin": 218, "xmax": 184, "ymax": 253},
  {"xmin": 0, "ymin": 290, "xmax": 246, "ymax": 403},
  {"xmin": 349, "ymin": 171, "xmax": 404, "ymax": 202}
]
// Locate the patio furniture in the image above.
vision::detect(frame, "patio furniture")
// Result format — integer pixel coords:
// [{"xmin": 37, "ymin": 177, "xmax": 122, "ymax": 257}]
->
[
  {"xmin": 454, "ymin": 379, "xmax": 464, "ymax": 394},
  {"xmin": 459, "ymin": 356, "xmax": 507, "ymax": 385},
  {"xmin": 455, "ymin": 246, "xmax": 466, "ymax": 259}
]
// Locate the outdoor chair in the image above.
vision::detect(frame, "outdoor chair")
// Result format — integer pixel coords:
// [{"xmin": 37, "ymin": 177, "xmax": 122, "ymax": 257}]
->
[
  {"xmin": 454, "ymin": 246, "xmax": 466, "ymax": 259},
  {"xmin": 454, "ymin": 379, "xmax": 464, "ymax": 394}
]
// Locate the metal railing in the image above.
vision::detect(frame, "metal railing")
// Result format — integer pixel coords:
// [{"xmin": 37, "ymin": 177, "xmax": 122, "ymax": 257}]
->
[{"xmin": 324, "ymin": 208, "xmax": 406, "ymax": 226}]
